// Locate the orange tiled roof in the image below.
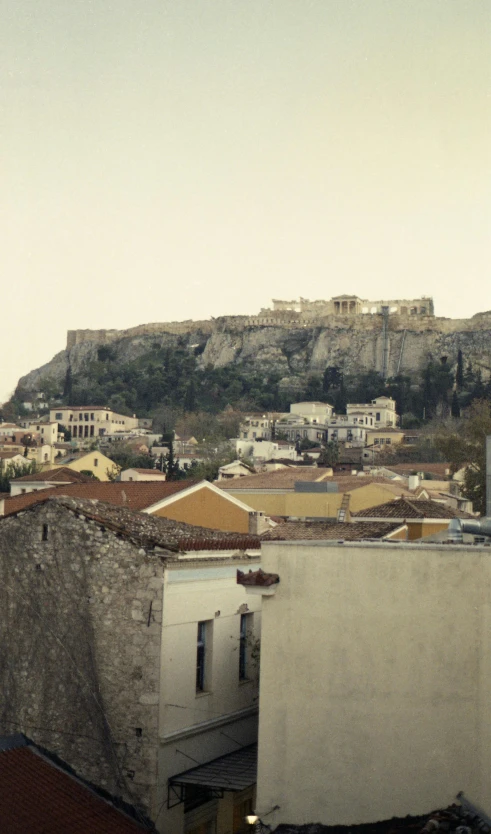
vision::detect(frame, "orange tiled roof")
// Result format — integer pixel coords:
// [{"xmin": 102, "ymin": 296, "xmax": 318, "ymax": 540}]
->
[
  {"xmin": 218, "ymin": 469, "xmax": 335, "ymax": 490},
  {"xmin": 2, "ymin": 495, "xmax": 261, "ymax": 553},
  {"xmin": 131, "ymin": 468, "xmax": 166, "ymax": 475},
  {"xmin": 261, "ymin": 520, "xmax": 405, "ymax": 541},
  {"xmin": 352, "ymin": 499, "xmax": 474, "ymax": 520},
  {"xmin": 12, "ymin": 467, "xmax": 95, "ymax": 484},
  {"xmin": 0, "ymin": 737, "xmax": 148, "ymax": 833},
  {"xmin": 0, "ymin": 480, "xmax": 198, "ymax": 517}
]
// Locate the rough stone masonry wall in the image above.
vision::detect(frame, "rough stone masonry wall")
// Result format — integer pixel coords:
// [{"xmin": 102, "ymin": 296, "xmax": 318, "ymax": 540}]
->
[{"xmin": 0, "ymin": 501, "xmax": 168, "ymax": 818}]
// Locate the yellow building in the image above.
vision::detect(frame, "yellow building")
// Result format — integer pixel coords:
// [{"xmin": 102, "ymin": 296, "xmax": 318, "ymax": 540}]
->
[
  {"xmin": 55, "ymin": 450, "xmax": 120, "ymax": 481},
  {"xmin": 352, "ymin": 498, "xmax": 474, "ymax": 540},
  {"xmin": 219, "ymin": 469, "xmax": 413, "ymax": 520}
]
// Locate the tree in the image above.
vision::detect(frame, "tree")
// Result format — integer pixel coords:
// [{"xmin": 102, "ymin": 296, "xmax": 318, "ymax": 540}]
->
[
  {"xmin": 435, "ymin": 399, "xmax": 491, "ymax": 515},
  {"xmin": 0, "ymin": 460, "xmax": 39, "ymax": 493},
  {"xmin": 106, "ymin": 444, "xmax": 153, "ymax": 473},
  {"xmin": 161, "ymin": 441, "xmax": 183, "ymax": 481},
  {"xmin": 451, "ymin": 391, "xmax": 460, "ymax": 419},
  {"xmin": 456, "ymin": 349, "xmax": 464, "ymax": 390},
  {"xmin": 317, "ymin": 441, "xmax": 339, "ymax": 467}
]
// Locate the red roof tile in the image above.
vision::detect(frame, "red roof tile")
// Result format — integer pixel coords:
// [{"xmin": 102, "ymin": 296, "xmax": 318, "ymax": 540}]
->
[
  {"xmin": 261, "ymin": 521, "xmax": 406, "ymax": 541},
  {"xmin": 218, "ymin": 469, "xmax": 335, "ymax": 490},
  {"xmin": 0, "ymin": 741, "xmax": 149, "ymax": 833},
  {"xmin": 0, "ymin": 480, "xmax": 198, "ymax": 517},
  {"xmin": 2, "ymin": 495, "xmax": 261, "ymax": 553},
  {"xmin": 12, "ymin": 467, "xmax": 95, "ymax": 484},
  {"xmin": 352, "ymin": 499, "xmax": 474, "ymax": 520},
  {"xmin": 130, "ymin": 468, "xmax": 166, "ymax": 475}
]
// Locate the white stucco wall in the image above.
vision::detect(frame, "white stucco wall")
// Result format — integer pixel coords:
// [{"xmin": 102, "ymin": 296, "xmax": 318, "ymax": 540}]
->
[
  {"xmin": 256, "ymin": 540, "xmax": 491, "ymax": 827},
  {"xmin": 157, "ymin": 560, "xmax": 262, "ymax": 834}
]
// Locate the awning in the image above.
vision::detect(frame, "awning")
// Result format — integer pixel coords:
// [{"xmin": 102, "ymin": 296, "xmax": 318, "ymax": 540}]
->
[{"xmin": 170, "ymin": 743, "xmax": 257, "ymax": 793}]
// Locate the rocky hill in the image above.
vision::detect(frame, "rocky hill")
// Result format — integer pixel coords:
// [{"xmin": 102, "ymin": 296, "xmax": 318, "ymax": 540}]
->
[{"xmin": 16, "ymin": 306, "xmax": 491, "ymax": 402}]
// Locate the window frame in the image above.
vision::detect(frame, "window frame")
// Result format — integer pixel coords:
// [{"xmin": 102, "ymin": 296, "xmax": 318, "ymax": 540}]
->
[
  {"xmin": 239, "ymin": 613, "xmax": 253, "ymax": 681},
  {"xmin": 196, "ymin": 621, "xmax": 212, "ymax": 693}
]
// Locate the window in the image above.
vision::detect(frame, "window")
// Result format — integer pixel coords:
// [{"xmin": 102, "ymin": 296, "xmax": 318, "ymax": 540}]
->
[
  {"xmin": 239, "ymin": 613, "xmax": 253, "ymax": 681},
  {"xmin": 94, "ymin": 458, "xmax": 98, "ymax": 466},
  {"xmin": 55, "ymin": 412, "xmax": 62, "ymax": 420},
  {"xmin": 42, "ymin": 524, "xmax": 49, "ymax": 541},
  {"xmin": 376, "ymin": 412, "xmax": 381, "ymax": 422},
  {"xmin": 196, "ymin": 621, "xmax": 212, "ymax": 692}
]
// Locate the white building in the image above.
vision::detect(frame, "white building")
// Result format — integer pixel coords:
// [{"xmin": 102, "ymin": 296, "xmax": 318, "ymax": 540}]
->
[
  {"xmin": 240, "ymin": 415, "xmax": 273, "ymax": 441},
  {"xmin": 27, "ymin": 420, "xmax": 63, "ymax": 445},
  {"xmin": 120, "ymin": 468, "xmax": 167, "ymax": 482},
  {"xmin": 289, "ymin": 401, "xmax": 334, "ymax": 423},
  {"xmin": 241, "ymin": 538, "xmax": 491, "ymax": 828},
  {"xmin": 346, "ymin": 396, "xmax": 398, "ymax": 428},
  {"xmin": 50, "ymin": 406, "xmax": 139, "ymax": 439},
  {"xmin": 235, "ymin": 439, "xmax": 298, "ymax": 463}
]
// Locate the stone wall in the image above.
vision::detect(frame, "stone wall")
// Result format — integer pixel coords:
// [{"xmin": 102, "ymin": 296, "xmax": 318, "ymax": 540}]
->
[{"xmin": 0, "ymin": 499, "xmax": 169, "ymax": 817}]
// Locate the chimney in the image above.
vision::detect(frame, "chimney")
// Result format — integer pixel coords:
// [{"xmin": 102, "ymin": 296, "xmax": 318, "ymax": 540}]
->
[
  {"xmin": 408, "ymin": 474, "xmax": 419, "ymax": 491},
  {"xmin": 249, "ymin": 511, "xmax": 269, "ymax": 536}
]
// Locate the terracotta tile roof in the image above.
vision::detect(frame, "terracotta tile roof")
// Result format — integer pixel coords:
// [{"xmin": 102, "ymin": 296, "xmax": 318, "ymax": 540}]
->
[
  {"xmin": 12, "ymin": 467, "xmax": 95, "ymax": 484},
  {"xmin": 218, "ymin": 469, "xmax": 335, "ymax": 490},
  {"xmin": 237, "ymin": 568, "xmax": 280, "ymax": 587},
  {"xmin": 2, "ymin": 495, "xmax": 261, "ymax": 553},
  {"xmin": 352, "ymin": 499, "xmax": 474, "ymax": 520},
  {"xmin": 0, "ymin": 450, "xmax": 24, "ymax": 459},
  {"xmin": 0, "ymin": 737, "xmax": 149, "ymax": 832},
  {"xmin": 383, "ymin": 463, "xmax": 452, "ymax": 478},
  {"xmin": 0, "ymin": 480, "xmax": 198, "ymax": 517},
  {"xmin": 260, "ymin": 521, "xmax": 406, "ymax": 541},
  {"xmin": 131, "ymin": 468, "xmax": 166, "ymax": 475}
]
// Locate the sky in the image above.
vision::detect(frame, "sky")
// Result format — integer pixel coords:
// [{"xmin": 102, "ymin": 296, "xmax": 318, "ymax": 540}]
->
[{"xmin": 1, "ymin": 0, "xmax": 490, "ymax": 402}]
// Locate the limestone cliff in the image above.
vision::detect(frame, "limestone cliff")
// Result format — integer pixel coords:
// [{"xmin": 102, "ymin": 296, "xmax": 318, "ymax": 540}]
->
[{"xmin": 16, "ymin": 309, "xmax": 491, "ymax": 396}]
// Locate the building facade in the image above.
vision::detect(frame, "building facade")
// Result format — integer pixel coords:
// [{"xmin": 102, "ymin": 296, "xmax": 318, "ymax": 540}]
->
[
  {"xmin": 243, "ymin": 539, "xmax": 491, "ymax": 828},
  {"xmin": 50, "ymin": 407, "xmax": 139, "ymax": 438},
  {"xmin": 0, "ymin": 497, "xmax": 262, "ymax": 834}
]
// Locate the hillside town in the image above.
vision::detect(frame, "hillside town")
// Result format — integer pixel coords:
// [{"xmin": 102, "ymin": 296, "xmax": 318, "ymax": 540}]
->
[
  {"xmin": 1, "ymin": 0, "xmax": 489, "ymax": 829},
  {"xmin": 0, "ymin": 381, "xmax": 489, "ymax": 833}
]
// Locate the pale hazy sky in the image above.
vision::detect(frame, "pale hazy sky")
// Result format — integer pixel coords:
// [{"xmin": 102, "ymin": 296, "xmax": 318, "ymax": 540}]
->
[{"xmin": 1, "ymin": 0, "xmax": 490, "ymax": 401}]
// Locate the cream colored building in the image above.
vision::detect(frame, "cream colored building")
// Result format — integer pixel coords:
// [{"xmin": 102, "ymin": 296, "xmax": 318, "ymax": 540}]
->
[
  {"xmin": 346, "ymin": 396, "xmax": 398, "ymax": 428},
  {"xmin": 120, "ymin": 467, "xmax": 167, "ymax": 482},
  {"xmin": 28, "ymin": 420, "xmax": 62, "ymax": 445},
  {"xmin": 289, "ymin": 402, "xmax": 334, "ymax": 423},
  {"xmin": 50, "ymin": 406, "xmax": 139, "ymax": 439},
  {"xmin": 366, "ymin": 427, "xmax": 405, "ymax": 448},
  {"xmin": 240, "ymin": 415, "xmax": 273, "ymax": 441},
  {"xmin": 243, "ymin": 539, "xmax": 491, "ymax": 828}
]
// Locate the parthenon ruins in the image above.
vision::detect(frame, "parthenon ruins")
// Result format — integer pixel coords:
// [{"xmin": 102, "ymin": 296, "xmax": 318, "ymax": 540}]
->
[{"xmin": 268, "ymin": 296, "xmax": 434, "ymax": 317}]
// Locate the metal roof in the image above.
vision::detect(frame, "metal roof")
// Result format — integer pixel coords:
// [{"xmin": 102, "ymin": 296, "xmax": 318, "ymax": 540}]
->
[{"xmin": 170, "ymin": 744, "xmax": 257, "ymax": 791}]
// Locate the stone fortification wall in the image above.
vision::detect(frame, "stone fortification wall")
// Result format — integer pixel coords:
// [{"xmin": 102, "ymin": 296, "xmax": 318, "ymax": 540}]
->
[
  {"xmin": 67, "ymin": 319, "xmax": 214, "ymax": 349},
  {"xmin": 0, "ymin": 498, "xmax": 167, "ymax": 816}
]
